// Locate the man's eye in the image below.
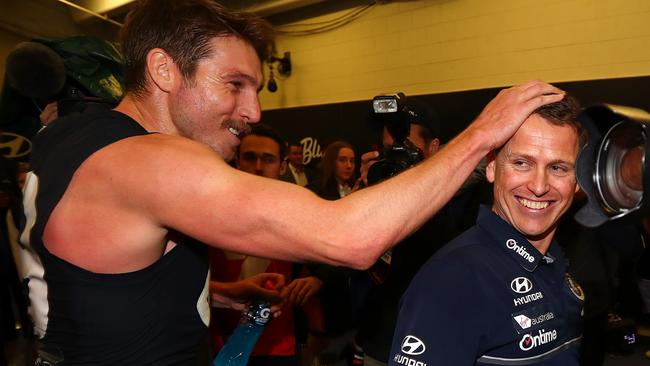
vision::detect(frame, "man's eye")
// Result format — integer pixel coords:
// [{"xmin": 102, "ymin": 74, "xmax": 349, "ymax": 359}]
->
[
  {"xmin": 241, "ymin": 153, "xmax": 257, "ymax": 162},
  {"xmin": 551, "ymin": 165, "xmax": 570, "ymax": 174}
]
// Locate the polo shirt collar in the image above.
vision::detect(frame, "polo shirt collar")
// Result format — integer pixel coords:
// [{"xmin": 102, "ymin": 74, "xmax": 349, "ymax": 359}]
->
[{"xmin": 476, "ymin": 205, "xmax": 548, "ymax": 272}]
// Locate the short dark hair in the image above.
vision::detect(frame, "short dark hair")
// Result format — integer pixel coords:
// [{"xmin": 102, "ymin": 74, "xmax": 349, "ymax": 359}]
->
[
  {"xmin": 534, "ymin": 94, "xmax": 587, "ymax": 147},
  {"xmin": 121, "ymin": 0, "xmax": 275, "ymax": 96},
  {"xmin": 244, "ymin": 123, "xmax": 288, "ymax": 159}
]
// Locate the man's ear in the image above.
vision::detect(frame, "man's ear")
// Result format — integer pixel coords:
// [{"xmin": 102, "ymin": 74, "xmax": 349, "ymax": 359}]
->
[
  {"xmin": 279, "ymin": 159, "xmax": 287, "ymax": 176},
  {"xmin": 427, "ymin": 138, "xmax": 441, "ymax": 156},
  {"xmin": 145, "ymin": 48, "xmax": 177, "ymax": 93},
  {"xmin": 486, "ymin": 151, "xmax": 497, "ymax": 183}
]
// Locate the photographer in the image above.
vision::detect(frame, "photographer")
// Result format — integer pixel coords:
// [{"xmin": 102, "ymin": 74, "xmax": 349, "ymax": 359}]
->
[{"xmin": 356, "ymin": 98, "xmax": 461, "ymax": 365}]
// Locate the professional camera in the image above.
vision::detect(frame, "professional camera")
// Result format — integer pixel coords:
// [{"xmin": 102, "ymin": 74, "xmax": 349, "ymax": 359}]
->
[
  {"xmin": 367, "ymin": 92, "xmax": 425, "ymax": 185},
  {"xmin": 575, "ymin": 104, "xmax": 650, "ymax": 227}
]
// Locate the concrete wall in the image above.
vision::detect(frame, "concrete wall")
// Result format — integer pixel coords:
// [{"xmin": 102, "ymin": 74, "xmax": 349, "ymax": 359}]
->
[{"xmin": 260, "ymin": 0, "xmax": 650, "ymax": 110}]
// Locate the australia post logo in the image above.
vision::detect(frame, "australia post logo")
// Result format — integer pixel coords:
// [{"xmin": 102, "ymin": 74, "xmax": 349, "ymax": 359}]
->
[
  {"xmin": 514, "ymin": 314, "xmax": 533, "ymax": 329},
  {"xmin": 505, "ymin": 239, "xmax": 535, "ymax": 263},
  {"xmin": 513, "ymin": 312, "xmax": 554, "ymax": 331}
]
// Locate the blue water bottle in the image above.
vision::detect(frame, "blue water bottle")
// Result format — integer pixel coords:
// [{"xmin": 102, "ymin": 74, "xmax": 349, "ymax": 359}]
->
[{"xmin": 213, "ymin": 301, "xmax": 272, "ymax": 366}]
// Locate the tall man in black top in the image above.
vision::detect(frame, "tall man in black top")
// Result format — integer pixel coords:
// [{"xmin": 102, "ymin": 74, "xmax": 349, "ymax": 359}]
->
[
  {"xmin": 19, "ymin": 0, "xmax": 565, "ymax": 364},
  {"xmin": 390, "ymin": 96, "xmax": 586, "ymax": 366}
]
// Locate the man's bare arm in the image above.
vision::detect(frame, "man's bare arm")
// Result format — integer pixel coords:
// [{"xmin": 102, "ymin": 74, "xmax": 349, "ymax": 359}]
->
[
  {"xmin": 155, "ymin": 81, "xmax": 563, "ymax": 266},
  {"xmin": 109, "ymin": 81, "xmax": 564, "ymax": 269}
]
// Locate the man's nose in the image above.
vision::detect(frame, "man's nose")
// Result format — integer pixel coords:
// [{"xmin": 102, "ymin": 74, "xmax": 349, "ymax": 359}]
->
[
  {"xmin": 238, "ymin": 93, "xmax": 261, "ymax": 123},
  {"xmin": 528, "ymin": 169, "xmax": 550, "ymax": 196},
  {"xmin": 255, "ymin": 158, "xmax": 264, "ymax": 172}
]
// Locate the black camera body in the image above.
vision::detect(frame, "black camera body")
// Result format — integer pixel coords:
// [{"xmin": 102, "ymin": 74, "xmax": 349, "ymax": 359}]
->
[
  {"xmin": 367, "ymin": 93, "xmax": 424, "ymax": 185},
  {"xmin": 367, "ymin": 139, "xmax": 423, "ymax": 185}
]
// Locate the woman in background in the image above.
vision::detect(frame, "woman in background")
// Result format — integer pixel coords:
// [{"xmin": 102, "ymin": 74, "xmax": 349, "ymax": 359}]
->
[
  {"xmin": 308, "ymin": 140, "xmax": 367, "ymax": 364},
  {"xmin": 311, "ymin": 140, "xmax": 358, "ymax": 200}
]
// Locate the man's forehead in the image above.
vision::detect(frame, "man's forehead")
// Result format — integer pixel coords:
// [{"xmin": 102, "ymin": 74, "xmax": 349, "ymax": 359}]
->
[
  {"xmin": 208, "ymin": 36, "xmax": 263, "ymax": 86},
  {"xmin": 516, "ymin": 113, "xmax": 576, "ymax": 139},
  {"xmin": 500, "ymin": 130, "xmax": 579, "ymax": 162},
  {"xmin": 241, "ymin": 135, "xmax": 280, "ymax": 155}
]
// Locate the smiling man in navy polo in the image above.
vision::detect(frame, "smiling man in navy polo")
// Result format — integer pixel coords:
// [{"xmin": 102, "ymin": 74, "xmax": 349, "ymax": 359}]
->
[{"xmin": 389, "ymin": 95, "xmax": 586, "ymax": 366}]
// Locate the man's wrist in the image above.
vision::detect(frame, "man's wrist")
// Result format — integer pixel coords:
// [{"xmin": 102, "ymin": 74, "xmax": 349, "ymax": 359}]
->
[{"xmin": 454, "ymin": 123, "xmax": 494, "ymax": 158}]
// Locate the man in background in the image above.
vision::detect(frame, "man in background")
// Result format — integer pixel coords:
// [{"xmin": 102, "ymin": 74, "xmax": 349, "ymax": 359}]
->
[
  {"xmin": 210, "ymin": 124, "xmax": 323, "ymax": 365},
  {"xmin": 281, "ymin": 142, "xmax": 312, "ymax": 187}
]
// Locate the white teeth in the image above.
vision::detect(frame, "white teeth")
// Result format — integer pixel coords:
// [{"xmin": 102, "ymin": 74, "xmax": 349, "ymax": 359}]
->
[
  {"xmin": 519, "ymin": 198, "xmax": 549, "ymax": 210},
  {"xmin": 228, "ymin": 127, "xmax": 240, "ymax": 136}
]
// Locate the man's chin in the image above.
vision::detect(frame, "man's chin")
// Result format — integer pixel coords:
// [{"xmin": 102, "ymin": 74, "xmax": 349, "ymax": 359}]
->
[
  {"xmin": 203, "ymin": 139, "xmax": 236, "ymax": 161},
  {"xmin": 221, "ymin": 146, "xmax": 237, "ymax": 162},
  {"xmin": 215, "ymin": 149, "xmax": 231, "ymax": 161}
]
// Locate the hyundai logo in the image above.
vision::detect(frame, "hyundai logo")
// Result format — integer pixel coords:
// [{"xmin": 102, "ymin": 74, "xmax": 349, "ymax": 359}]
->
[
  {"xmin": 400, "ymin": 335, "xmax": 426, "ymax": 355},
  {"xmin": 510, "ymin": 277, "xmax": 533, "ymax": 294},
  {"xmin": 0, "ymin": 132, "xmax": 32, "ymax": 159}
]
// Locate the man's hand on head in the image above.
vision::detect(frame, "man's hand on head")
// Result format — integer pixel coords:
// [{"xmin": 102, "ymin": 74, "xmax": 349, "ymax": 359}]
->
[{"xmin": 469, "ymin": 80, "xmax": 565, "ymax": 151}]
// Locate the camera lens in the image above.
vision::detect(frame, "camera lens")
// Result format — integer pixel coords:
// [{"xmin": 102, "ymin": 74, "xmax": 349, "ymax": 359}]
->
[{"xmin": 595, "ymin": 121, "xmax": 645, "ymax": 213}]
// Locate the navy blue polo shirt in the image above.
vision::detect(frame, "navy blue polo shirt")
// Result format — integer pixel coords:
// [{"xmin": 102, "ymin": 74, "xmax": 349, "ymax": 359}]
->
[{"xmin": 389, "ymin": 206, "xmax": 583, "ymax": 366}]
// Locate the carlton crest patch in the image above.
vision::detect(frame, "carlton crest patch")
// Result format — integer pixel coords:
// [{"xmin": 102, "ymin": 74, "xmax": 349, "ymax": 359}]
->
[{"xmin": 565, "ymin": 273, "xmax": 585, "ymax": 301}]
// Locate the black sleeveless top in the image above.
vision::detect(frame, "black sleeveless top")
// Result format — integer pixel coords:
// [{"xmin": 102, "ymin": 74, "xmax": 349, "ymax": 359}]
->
[{"xmin": 21, "ymin": 110, "xmax": 210, "ymax": 365}]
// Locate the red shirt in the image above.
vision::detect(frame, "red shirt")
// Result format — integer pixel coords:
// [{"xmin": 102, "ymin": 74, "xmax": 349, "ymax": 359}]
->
[{"xmin": 209, "ymin": 249, "xmax": 296, "ymax": 356}]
